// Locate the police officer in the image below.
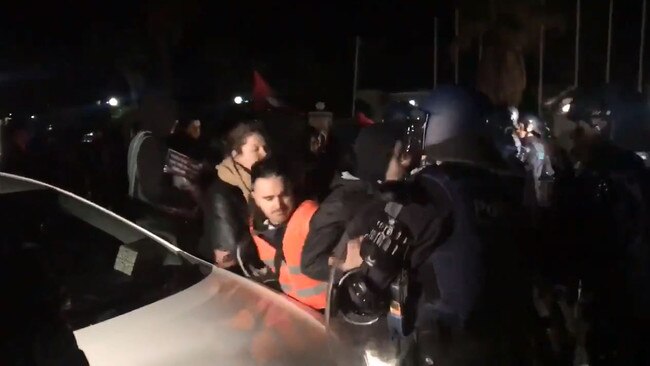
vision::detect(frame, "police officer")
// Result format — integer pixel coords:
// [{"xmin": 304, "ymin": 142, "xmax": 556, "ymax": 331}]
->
[
  {"xmin": 482, "ymin": 104, "xmax": 526, "ymax": 177},
  {"xmin": 327, "ymin": 86, "xmax": 535, "ymax": 365},
  {"xmin": 513, "ymin": 114, "xmax": 557, "ymax": 213},
  {"xmin": 554, "ymin": 90, "xmax": 650, "ymax": 365}
]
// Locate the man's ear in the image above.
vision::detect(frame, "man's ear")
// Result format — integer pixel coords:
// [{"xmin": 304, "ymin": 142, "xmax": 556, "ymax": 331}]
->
[{"xmin": 230, "ymin": 149, "xmax": 237, "ymax": 158}]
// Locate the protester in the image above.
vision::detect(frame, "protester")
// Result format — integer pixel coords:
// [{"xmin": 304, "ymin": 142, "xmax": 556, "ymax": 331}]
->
[
  {"xmin": 168, "ymin": 118, "xmax": 204, "ymax": 161},
  {"xmin": 216, "ymin": 120, "xmax": 268, "ymax": 202},
  {"xmin": 248, "ymin": 158, "xmax": 327, "ymax": 310},
  {"xmin": 126, "ymin": 94, "xmax": 201, "ymax": 254},
  {"xmin": 199, "ymin": 172, "xmax": 254, "ymax": 269},
  {"xmin": 301, "ymin": 125, "xmax": 337, "ymax": 201}
]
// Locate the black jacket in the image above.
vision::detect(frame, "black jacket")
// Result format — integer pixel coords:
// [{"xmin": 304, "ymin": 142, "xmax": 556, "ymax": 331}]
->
[
  {"xmin": 301, "ymin": 174, "xmax": 377, "ymax": 281},
  {"xmin": 199, "ymin": 179, "xmax": 253, "ymax": 260}
]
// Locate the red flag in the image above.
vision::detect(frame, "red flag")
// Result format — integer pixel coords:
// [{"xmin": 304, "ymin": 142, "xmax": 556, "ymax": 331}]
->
[
  {"xmin": 252, "ymin": 70, "xmax": 276, "ymax": 112},
  {"xmin": 356, "ymin": 112, "xmax": 375, "ymax": 127},
  {"xmin": 251, "ymin": 70, "xmax": 305, "ymax": 116}
]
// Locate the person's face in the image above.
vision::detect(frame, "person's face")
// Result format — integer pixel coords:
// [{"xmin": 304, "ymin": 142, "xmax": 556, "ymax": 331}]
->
[
  {"xmin": 186, "ymin": 120, "xmax": 201, "ymax": 139},
  {"xmin": 251, "ymin": 175, "xmax": 295, "ymax": 225},
  {"xmin": 310, "ymin": 131, "xmax": 326, "ymax": 154},
  {"xmin": 515, "ymin": 123, "xmax": 529, "ymax": 139},
  {"xmin": 233, "ymin": 133, "xmax": 267, "ymax": 170},
  {"xmin": 385, "ymin": 141, "xmax": 413, "ymax": 182}
]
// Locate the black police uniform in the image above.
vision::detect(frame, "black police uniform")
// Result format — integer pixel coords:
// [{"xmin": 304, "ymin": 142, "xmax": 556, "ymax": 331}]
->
[
  {"xmin": 566, "ymin": 141, "xmax": 649, "ymax": 365},
  {"xmin": 410, "ymin": 163, "xmax": 532, "ymax": 366},
  {"xmin": 327, "ymin": 86, "xmax": 536, "ymax": 366}
]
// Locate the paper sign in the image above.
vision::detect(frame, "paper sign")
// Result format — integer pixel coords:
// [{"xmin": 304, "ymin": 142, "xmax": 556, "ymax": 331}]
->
[
  {"xmin": 163, "ymin": 149, "xmax": 201, "ymax": 180},
  {"xmin": 114, "ymin": 245, "xmax": 138, "ymax": 276}
]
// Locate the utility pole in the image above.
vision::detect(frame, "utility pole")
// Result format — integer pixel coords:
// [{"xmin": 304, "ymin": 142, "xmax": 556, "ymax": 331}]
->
[
  {"xmin": 574, "ymin": 0, "xmax": 581, "ymax": 87},
  {"xmin": 538, "ymin": 0, "xmax": 546, "ymax": 116},
  {"xmin": 351, "ymin": 36, "xmax": 361, "ymax": 116},
  {"xmin": 434, "ymin": 17, "xmax": 439, "ymax": 87},
  {"xmin": 606, "ymin": 0, "xmax": 614, "ymax": 83},
  {"xmin": 454, "ymin": 8, "xmax": 460, "ymax": 84},
  {"xmin": 639, "ymin": 0, "xmax": 647, "ymax": 92}
]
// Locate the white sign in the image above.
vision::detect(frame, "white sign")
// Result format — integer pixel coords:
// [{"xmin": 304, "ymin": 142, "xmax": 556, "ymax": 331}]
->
[{"xmin": 114, "ymin": 245, "xmax": 138, "ymax": 276}]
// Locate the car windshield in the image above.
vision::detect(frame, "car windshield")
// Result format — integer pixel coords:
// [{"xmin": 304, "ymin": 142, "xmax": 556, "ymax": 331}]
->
[{"xmin": 0, "ymin": 175, "xmax": 212, "ymax": 331}]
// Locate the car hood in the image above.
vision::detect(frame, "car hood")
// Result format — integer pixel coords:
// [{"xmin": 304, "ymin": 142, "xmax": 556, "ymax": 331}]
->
[{"xmin": 74, "ymin": 268, "xmax": 339, "ymax": 366}]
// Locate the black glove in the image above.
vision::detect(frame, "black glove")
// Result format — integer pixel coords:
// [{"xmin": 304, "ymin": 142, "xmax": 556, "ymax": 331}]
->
[{"xmin": 356, "ymin": 203, "xmax": 413, "ymax": 291}]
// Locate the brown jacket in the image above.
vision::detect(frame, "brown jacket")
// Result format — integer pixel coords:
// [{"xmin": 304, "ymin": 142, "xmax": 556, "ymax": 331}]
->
[{"xmin": 216, "ymin": 157, "xmax": 252, "ymax": 202}]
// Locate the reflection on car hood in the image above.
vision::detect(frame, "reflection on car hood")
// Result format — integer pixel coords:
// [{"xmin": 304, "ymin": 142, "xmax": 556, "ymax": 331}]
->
[{"xmin": 74, "ymin": 268, "xmax": 337, "ymax": 366}]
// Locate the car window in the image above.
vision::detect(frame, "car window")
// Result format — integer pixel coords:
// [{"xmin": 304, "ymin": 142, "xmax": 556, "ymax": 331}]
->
[{"xmin": 0, "ymin": 184, "xmax": 212, "ymax": 331}]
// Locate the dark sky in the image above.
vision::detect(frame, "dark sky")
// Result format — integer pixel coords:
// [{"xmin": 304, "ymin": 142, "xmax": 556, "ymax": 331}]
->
[
  {"xmin": 0, "ymin": 0, "xmax": 647, "ymax": 115},
  {"xmin": 0, "ymin": 1, "xmax": 450, "ymax": 113}
]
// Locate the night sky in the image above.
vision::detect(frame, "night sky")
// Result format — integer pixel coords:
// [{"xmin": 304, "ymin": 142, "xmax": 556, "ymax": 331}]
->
[{"xmin": 0, "ymin": 0, "xmax": 647, "ymax": 116}]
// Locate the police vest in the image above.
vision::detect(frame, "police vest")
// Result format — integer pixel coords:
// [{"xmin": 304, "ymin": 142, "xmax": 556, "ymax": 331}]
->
[
  {"xmin": 252, "ymin": 200, "xmax": 328, "ymax": 310},
  {"xmin": 417, "ymin": 164, "xmax": 525, "ymax": 329}
]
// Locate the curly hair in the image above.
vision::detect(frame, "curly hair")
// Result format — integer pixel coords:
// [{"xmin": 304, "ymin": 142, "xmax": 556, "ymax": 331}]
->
[{"xmin": 225, "ymin": 120, "xmax": 266, "ymax": 154}]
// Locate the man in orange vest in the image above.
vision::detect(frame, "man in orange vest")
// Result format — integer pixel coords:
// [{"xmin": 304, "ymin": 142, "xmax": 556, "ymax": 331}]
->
[{"xmin": 248, "ymin": 158, "xmax": 328, "ymax": 310}]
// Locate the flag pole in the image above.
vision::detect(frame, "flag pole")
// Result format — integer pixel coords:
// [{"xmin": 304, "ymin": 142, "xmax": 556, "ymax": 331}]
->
[
  {"xmin": 638, "ymin": 0, "xmax": 647, "ymax": 92},
  {"xmin": 434, "ymin": 17, "xmax": 439, "ymax": 88},
  {"xmin": 574, "ymin": 0, "xmax": 581, "ymax": 87},
  {"xmin": 538, "ymin": 0, "xmax": 545, "ymax": 116},
  {"xmin": 478, "ymin": 33, "xmax": 483, "ymax": 62},
  {"xmin": 606, "ymin": 0, "xmax": 614, "ymax": 83},
  {"xmin": 454, "ymin": 8, "xmax": 460, "ymax": 84},
  {"xmin": 352, "ymin": 36, "xmax": 360, "ymax": 117}
]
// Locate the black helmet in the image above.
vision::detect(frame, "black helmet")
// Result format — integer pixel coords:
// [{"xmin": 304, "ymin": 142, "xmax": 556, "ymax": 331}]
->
[
  {"xmin": 382, "ymin": 101, "xmax": 416, "ymax": 125},
  {"xmin": 418, "ymin": 85, "xmax": 506, "ymax": 169},
  {"xmin": 551, "ymin": 87, "xmax": 615, "ymax": 134},
  {"xmin": 519, "ymin": 113, "xmax": 551, "ymax": 139}
]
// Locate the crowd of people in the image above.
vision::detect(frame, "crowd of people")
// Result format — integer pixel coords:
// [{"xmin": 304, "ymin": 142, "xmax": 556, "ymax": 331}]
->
[
  {"xmin": 123, "ymin": 84, "xmax": 650, "ymax": 365},
  {"xmin": 3, "ymin": 82, "xmax": 647, "ymax": 365}
]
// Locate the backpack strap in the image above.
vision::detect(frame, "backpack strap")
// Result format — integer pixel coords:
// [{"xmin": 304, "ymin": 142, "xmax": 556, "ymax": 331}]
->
[{"xmin": 127, "ymin": 131, "xmax": 152, "ymax": 200}]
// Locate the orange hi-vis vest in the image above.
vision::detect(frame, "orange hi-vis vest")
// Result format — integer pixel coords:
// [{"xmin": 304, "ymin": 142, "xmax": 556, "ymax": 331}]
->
[{"xmin": 251, "ymin": 200, "xmax": 328, "ymax": 310}]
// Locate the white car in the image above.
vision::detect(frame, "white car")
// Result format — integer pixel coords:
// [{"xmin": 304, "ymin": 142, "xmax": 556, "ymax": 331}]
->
[{"xmin": 0, "ymin": 173, "xmax": 360, "ymax": 366}]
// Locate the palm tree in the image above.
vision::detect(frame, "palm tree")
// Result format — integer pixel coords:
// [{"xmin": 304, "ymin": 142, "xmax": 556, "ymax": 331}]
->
[
  {"xmin": 144, "ymin": 0, "xmax": 200, "ymax": 94},
  {"xmin": 454, "ymin": 0, "xmax": 565, "ymax": 107}
]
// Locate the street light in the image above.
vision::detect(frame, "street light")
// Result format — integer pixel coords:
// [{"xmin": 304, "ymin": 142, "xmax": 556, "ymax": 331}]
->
[
  {"xmin": 234, "ymin": 96, "xmax": 243, "ymax": 105},
  {"xmin": 107, "ymin": 97, "xmax": 119, "ymax": 107},
  {"xmin": 31, "ymin": 115, "xmax": 35, "ymax": 119},
  {"xmin": 408, "ymin": 99, "xmax": 417, "ymax": 106}
]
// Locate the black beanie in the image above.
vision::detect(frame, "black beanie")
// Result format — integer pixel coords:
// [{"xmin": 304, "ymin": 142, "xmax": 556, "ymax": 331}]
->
[{"xmin": 353, "ymin": 124, "xmax": 404, "ymax": 183}]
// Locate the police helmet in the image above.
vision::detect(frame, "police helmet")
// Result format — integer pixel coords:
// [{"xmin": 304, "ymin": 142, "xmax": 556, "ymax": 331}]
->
[
  {"xmin": 551, "ymin": 87, "xmax": 618, "ymax": 135},
  {"xmin": 566, "ymin": 97, "xmax": 610, "ymax": 133},
  {"xmin": 417, "ymin": 85, "xmax": 507, "ymax": 169},
  {"xmin": 382, "ymin": 101, "xmax": 415, "ymax": 125},
  {"xmin": 519, "ymin": 113, "xmax": 551, "ymax": 139}
]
